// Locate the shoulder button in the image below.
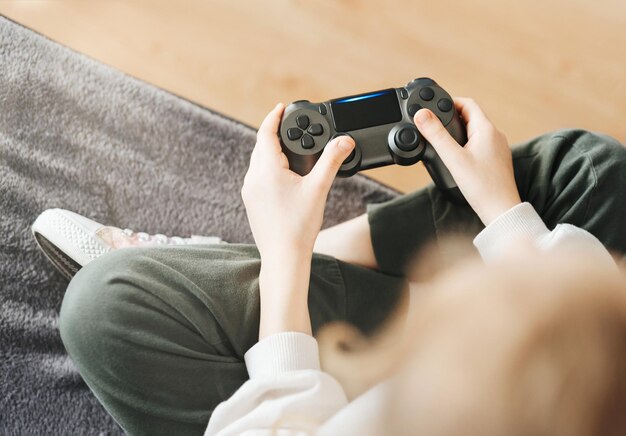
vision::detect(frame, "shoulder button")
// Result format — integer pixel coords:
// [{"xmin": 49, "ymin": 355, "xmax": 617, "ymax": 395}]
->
[{"xmin": 412, "ymin": 77, "xmax": 436, "ymax": 86}]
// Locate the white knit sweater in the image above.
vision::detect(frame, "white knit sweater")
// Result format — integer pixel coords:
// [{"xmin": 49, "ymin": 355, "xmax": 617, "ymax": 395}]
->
[{"xmin": 205, "ymin": 203, "xmax": 615, "ymax": 435}]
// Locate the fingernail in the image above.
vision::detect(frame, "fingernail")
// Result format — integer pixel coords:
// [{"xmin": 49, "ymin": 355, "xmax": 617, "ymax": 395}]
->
[
  {"xmin": 338, "ymin": 138, "xmax": 354, "ymax": 151},
  {"xmin": 275, "ymin": 103, "xmax": 283, "ymax": 109},
  {"xmin": 414, "ymin": 109, "xmax": 431, "ymax": 124}
]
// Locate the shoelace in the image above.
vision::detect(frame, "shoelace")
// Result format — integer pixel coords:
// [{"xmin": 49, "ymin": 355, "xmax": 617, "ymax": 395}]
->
[{"xmin": 122, "ymin": 228, "xmax": 188, "ymax": 245}]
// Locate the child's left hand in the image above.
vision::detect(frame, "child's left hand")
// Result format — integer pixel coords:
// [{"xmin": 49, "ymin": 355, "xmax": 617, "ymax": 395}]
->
[{"xmin": 242, "ymin": 103, "xmax": 355, "ymax": 261}]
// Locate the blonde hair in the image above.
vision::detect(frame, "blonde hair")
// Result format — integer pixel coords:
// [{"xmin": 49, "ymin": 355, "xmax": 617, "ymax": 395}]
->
[{"xmin": 318, "ymin": 241, "xmax": 626, "ymax": 436}]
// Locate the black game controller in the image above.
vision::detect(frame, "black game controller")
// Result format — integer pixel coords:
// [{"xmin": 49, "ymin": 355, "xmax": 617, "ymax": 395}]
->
[{"xmin": 278, "ymin": 77, "xmax": 467, "ymax": 202}]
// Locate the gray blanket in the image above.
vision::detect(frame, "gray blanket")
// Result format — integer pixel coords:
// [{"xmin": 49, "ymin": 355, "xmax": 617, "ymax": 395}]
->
[{"xmin": 0, "ymin": 17, "xmax": 397, "ymax": 435}]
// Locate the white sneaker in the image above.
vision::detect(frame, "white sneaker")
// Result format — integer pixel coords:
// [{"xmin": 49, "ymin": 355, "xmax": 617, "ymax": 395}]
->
[{"xmin": 32, "ymin": 208, "xmax": 224, "ymax": 279}]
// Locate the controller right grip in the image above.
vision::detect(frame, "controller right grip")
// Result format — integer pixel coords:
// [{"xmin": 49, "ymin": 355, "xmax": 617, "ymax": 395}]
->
[
  {"xmin": 446, "ymin": 111, "xmax": 468, "ymax": 147},
  {"xmin": 422, "ymin": 113, "xmax": 468, "ymax": 204}
]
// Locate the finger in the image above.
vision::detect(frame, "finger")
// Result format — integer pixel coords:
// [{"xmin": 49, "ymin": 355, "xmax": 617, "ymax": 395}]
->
[
  {"xmin": 413, "ymin": 108, "xmax": 463, "ymax": 169},
  {"xmin": 453, "ymin": 97, "xmax": 491, "ymax": 126},
  {"xmin": 307, "ymin": 136, "xmax": 355, "ymax": 192},
  {"xmin": 256, "ymin": 103, "xmax": 285, "ymax": 152}
]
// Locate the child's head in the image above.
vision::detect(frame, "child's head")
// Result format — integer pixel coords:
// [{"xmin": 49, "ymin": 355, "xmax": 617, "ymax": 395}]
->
[{"xmin": 319, "ymin": 243, "xmax": 626, "ymax": 436}]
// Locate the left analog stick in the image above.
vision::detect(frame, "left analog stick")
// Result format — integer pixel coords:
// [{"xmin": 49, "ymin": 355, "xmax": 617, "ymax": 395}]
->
[
  {"xmin": 343, "ymin": 149, "xmax": 356, "ymax": 164},
  {"xmin": 330, "ymin": 133, "xmax": 356, "ymax": 164}
]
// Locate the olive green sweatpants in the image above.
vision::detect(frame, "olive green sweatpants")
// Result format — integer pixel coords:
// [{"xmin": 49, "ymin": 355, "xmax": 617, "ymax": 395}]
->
[{"xmin": 60, "ymin": 129, "xmax": 625, "ymax": 435}]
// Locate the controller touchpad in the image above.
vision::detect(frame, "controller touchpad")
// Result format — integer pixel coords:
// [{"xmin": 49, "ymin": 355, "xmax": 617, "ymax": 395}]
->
[{"xmin": 330, "ymin": 89, "xmax": 402, "ymax": 132}]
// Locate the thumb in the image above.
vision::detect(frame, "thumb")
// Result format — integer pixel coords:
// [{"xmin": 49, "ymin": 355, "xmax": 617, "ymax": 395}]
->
[
  {"xmin": 307, "ymin": 136, "xmax": 355, "ymax": 191},
  {"xmin": 414, "ymin": 109, "xmax": 463, "ymax": 170}
]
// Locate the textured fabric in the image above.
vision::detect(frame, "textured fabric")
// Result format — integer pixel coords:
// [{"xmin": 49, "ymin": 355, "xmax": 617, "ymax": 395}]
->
[
  {"xmin": 473, "ymin": 202, "xmax": 616, "ymax": 265},
  {"xmin": 473, "ymin": 202, "xmax": 550, "ymax": 261},
  {"xmin": 60, "ymin": 245, "xmax": 404, "ymax": 435},
  {"xmin": 244, "ymin": 332, "xmax": 321, "ymax": 377},
  {"xmin": 207, "ymin": 332, "xmax": 347, "ymax": 436},
  {"xmin": 0, "ymin": 16, "xmax": 397, "ymax": 435},
  {"xmin": 368, "ymin": 129, "xmax": 626, "ymax": 276}
]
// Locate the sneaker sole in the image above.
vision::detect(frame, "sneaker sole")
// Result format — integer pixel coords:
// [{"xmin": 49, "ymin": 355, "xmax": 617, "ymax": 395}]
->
[
  {"xmin": 32, "ymin": 209, "xmax": 110, "ymax": 280},
  {"xmin": 33, "ymin": 232, "xmax": 82, "ymax": 280}
]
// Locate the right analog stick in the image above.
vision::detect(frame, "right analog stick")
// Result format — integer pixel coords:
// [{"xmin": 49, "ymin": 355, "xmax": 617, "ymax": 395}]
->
[
  {"xmin": 394, "ymin": 126, "xmax": 421, "ymax": 152},
  {"xmin": 343, "ymin": 149, "xmax": 356, "ymax": 164}
]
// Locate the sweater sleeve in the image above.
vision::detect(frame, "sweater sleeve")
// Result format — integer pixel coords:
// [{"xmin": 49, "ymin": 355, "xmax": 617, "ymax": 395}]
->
[
  {"xmin": 204, "ymin": 332, "xmax": 348, "ymax": 436},
  {"xmin": 473, "ymin": 202, "xmax": 615, "ymax": 266}
]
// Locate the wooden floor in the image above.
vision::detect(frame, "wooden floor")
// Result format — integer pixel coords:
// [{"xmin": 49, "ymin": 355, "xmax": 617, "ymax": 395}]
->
[{"xmin": 2, "ymin": 0, "xmax": 624, "ymax": 192}]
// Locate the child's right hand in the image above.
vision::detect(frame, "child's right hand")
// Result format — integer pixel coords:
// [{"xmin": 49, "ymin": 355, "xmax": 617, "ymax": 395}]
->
[{"xmin": 413, "ymin": 98, "xmax": 522, "ymax": 225}]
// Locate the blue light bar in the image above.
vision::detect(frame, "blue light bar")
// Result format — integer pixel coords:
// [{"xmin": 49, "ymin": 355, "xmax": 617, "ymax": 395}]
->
[{"xmin": 334, "ymin": 90, "xmax": 390, "ymax": 104}]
